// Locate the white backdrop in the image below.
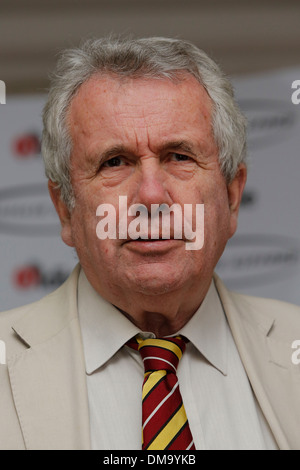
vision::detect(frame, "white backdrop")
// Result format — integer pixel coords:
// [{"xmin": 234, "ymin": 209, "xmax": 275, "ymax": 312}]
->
[{"xmin": 0, "ymin": 68, "xmax": 300, "ymax": 310}]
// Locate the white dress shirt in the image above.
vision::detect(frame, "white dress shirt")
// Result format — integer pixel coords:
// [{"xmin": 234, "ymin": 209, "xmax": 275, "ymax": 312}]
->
[{"xmin": 77, "ymin": 269, "xmax": 278, "ymax": 450}]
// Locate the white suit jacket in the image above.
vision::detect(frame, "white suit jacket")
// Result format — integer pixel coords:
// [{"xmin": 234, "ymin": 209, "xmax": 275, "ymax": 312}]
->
[{"xmin": 0, "ymin": 264, "xmax": 300, "ymax": 450}]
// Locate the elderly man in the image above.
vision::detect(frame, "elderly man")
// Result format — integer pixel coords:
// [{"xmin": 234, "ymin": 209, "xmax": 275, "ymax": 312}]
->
[{"xmin": 0, "ymin": 37, "xmax": 299, "ymax": 451}]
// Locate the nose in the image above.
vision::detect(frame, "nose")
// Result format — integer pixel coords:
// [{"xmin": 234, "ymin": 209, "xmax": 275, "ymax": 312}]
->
[{"xmin": 134, "ymin": 157, "xmax": 172, "ymax": 210}]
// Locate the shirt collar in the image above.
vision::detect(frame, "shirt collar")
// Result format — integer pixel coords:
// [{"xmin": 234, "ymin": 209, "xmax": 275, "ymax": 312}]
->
[
  {"xmin": 77, "ymin": 270, "xmax": 140, "ymax": 374},
  {"xmin": 179, "ymin": 281, "xmax": 228, "ymax": 375},
  {"xmin": 78, "ymin": 269, "xmax": 227, "ymax": 376}
]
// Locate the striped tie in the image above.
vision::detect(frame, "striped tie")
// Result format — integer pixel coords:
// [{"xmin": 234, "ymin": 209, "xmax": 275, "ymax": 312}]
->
[{"xmin": 127, "ymin": 335, "xmax": 196, "ymax": 450}]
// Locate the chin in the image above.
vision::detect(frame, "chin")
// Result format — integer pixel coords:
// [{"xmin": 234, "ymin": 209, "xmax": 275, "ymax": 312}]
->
[{"xmin": 126, "ymin": 267, "xmax": 188, "ymax": 296}]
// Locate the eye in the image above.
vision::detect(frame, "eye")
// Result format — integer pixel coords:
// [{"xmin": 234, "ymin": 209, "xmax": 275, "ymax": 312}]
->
[
  {"xmin": 170, "ymin": 153, "xmax": 191, "ymax": 162},
  {"xmin": 102, "ymin": 156, "xmax": 125, "ymax": 168}
]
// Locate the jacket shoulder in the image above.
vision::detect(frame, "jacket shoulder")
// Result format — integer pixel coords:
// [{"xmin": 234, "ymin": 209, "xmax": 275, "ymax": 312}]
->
[
  {"xmin": 0, "ymin": 264, "xmax": 80, "ymax": 356},
  {"xmin": 231, "ymin": 289, "xmax": 300, "ymax": 312},
  {"xmin": 0, "ymin": 300, "xmax": 42, "ymax": 355},
  {"xmin": 222, "ymin": 284, "xmax": 300, "ymax": 340}
]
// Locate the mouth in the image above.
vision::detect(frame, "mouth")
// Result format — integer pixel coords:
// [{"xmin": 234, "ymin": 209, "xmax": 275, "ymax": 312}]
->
[
  {"xmin": 126, "ymin": 236, "xmax": 175, "ymax": 241},
  {"xmin": 123, "ymin": 237, "xmax": 184, "ymax": 253}
]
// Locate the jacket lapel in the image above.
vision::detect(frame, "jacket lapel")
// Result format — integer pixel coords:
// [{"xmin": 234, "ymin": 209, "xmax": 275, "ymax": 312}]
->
[
  {"xmin": 7, "ymin": 265, "xmax": 91, "ymax": 450},
  {"xmin": 214, "ymin": 274, "xmax": 300, "ymax": 450}
]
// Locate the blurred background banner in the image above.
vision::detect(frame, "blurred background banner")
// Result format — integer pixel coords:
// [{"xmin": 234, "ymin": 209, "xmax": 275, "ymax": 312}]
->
[
  {"xmin": 0, "ymin": 0, "xmax": 300, "ymax": 309},
  {"xmin": 219, "ymin": 68, "xmax": 300, "ymax": 304}
]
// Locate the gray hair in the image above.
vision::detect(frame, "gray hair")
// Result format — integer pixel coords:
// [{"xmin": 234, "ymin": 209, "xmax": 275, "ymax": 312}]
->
[{"xmin": 42, "ymin": 36, "xmax": 247, "ymax": 210}]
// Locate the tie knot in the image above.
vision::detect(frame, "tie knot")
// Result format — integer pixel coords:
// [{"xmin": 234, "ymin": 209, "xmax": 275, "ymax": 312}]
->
[{"xmin": 129, "ymin": 336, "xmax": 186, "ymax": 374}]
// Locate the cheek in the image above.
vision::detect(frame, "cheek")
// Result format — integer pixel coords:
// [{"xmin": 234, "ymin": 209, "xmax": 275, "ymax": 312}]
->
[
  {"xmin": 72, "ymin": 208, "xmax": 118, "ymax": 272},
  {"xmin": 204, "ymin": 200, "xmax": 232, "ymax": 250},
  {"xmin": 69, "ymin": 196, "xmax": 99, "ymax": 253},
  {"xmin": 199, "ymin": 181, "xmax": 231, "ymax": 236}
]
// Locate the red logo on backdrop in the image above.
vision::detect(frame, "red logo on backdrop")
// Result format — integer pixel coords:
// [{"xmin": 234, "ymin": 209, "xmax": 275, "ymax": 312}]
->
[
  {"xmin": 12, "ymin": 133, "xmax": 41, "ymax": 158},
  {"xmin": 12, "ymin": 264, "xmax": 69, "ymax": 290},
  {"xmin": 13, "ymin": 265, "xmax": 41, "ymax": 289}
]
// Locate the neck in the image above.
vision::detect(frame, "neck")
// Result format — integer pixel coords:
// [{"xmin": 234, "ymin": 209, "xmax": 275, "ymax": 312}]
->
[
  {"xmin": 115, "ymin": 279, "xmax": 212, "ymax": 337},
  {"xmin": 84, "ymin": 264, "xmax": 213, "ymax": 337}
]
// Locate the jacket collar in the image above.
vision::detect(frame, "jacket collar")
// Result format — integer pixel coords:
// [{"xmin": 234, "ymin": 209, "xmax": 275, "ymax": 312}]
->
[
  {"xmin": 214, "ymin": 273, "xmax": 300, "ymax": 450},
  {"xmin": 8, "ymin": 264, "xmax": 91, "ymax": 450},
  {"xmin": 11, "ymin": 265, "xmax": 81, "ymax": 348}
]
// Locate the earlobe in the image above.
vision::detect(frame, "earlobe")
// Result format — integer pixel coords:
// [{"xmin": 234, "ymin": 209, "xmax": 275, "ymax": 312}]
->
[
  {"xmin": 227, "ymin": 163, "xmax": 247, "ymax": 237},
  {"xmin": 48, "ymin": 180, "xmax": 75, "ymax": 247},
  {"xmin": 228, "ymin": 164, "xmax": 247, "ymax": 211}
]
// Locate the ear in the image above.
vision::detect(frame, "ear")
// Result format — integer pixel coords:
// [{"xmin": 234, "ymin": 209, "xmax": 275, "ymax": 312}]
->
[
  {"xmin": 227, "ymin": 163, "xmax": 247, "ymax": 238},
  {"xmin": 48, "ymin": 180, "xmax": 75, "ymax": 247}
]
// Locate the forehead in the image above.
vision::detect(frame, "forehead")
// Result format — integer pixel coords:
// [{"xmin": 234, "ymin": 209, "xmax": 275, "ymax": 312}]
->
[{"xmin": 68, "ymin": 74, "xmax": 214, "ymax": 151}]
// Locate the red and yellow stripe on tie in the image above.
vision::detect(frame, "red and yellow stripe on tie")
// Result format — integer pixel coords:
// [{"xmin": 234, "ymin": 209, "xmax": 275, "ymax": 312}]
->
[{"xmin": 129, "ymin": 336, "xmax": 195, "ymax": 450}]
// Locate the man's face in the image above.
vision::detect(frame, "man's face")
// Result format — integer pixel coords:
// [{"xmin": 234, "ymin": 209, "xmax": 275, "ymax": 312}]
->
[{"xmin": 51, "ymin": 74, "xmax": 246, "ymax": 302}]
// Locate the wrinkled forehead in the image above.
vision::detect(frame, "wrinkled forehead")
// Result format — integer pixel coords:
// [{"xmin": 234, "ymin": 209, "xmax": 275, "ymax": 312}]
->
[
  {"xmin": 67, "ymin": 73, "xmax": 214, "ymax": 140},
  {"xmin": 69, "ymin": 71, "xmax": 213, "ymax": 117},
  {"xmin": 67, "ymin": 74, "xmax": 216, "ymax": 164}
]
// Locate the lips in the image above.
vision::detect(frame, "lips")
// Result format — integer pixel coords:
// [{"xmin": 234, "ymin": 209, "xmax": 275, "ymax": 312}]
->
[
  {"xmin": 123, "ymin": 235, "xmax": 183, "ymax": 244},
  {"xmin": 123, "ymin": 230, "xmax": 184, "ymax": 243},
  {"xmin": 126, "ymin": 235, "xmax": 176, "ymax": 241},
  {"xmin": 123, "ymin": 237, "xmax": 184, "ymax": 254}
]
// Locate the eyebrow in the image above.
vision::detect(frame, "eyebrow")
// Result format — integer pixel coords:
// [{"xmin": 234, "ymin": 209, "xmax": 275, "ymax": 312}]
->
[
  {"xmin": 159, "ymin": 140, "xmax": 198, "ymax": 157},
  {"xmin": 96, "ymin": 140, "xmax": 199, "ymax": 163},
  {"xmin": 98, "ymin": 145, "xmax": 129, "ymax": 163}
]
